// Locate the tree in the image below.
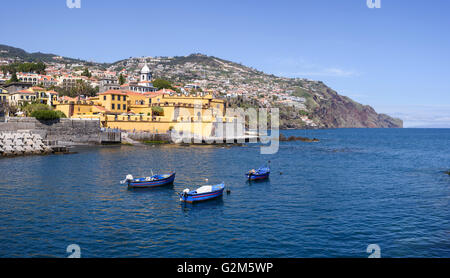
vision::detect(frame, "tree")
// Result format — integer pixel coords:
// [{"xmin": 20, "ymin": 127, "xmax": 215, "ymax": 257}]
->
[
  {"xmin": 1, "ymin": 62, "xmax": 46, "ymax": 75},
  {"xmin": 152, "ymin": 79, "xmax": 173, "ymax": 90},
  {"xmin": 119, "ymin": 74, "xmax": 126, "ymax": 85},
  {"xmin": 54, "ymin": 80, "xmax": 98, "ymax": 97},
  {"xmin": 81, "ymin": 68, "xmax": 92, "ymax": 78},
  {"xmin": 21, "ymin": 103, "xmax": 51, "ymax": 117},
  {"xmin": 31, "ymin": 110, "xmax": 66, "ymax": 121},
  {"xmin": 151, "ymin": 106, "xmax": 164, "ymax": 116},
  {"xmin": 1, "ymin": 103, "xmax": 18, "ymax": 117},
  {"xmin": 6, "ymin": 72, "xmax": 19, "ymax": 84}
]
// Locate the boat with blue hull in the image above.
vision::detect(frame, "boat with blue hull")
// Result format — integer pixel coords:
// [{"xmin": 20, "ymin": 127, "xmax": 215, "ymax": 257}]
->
[
  {"xmin": 246, "ymin": 167, "xmax": 270, "ymax": 180},
  {"xmin": 179, "ymin": 183, "xmax": 225, "ymax": 203},
  {"xmin": 121, "ymin": 172, "xmax": 176, "ymax": 188}
]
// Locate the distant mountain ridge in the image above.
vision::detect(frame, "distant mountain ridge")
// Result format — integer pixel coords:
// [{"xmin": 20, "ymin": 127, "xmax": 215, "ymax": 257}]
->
[
  {"xmin": 0, "ymin": 44, "xmax": 402, "ymax": 128},
  {"xmin": 0, "ymin": 44, "xmax": 85, "ymax": 64}
]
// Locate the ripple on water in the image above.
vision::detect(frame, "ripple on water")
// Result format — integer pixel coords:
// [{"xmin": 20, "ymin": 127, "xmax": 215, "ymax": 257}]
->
[{"xmin": 0, "ymin": 129, "xmax": 449, "ymax": 257}]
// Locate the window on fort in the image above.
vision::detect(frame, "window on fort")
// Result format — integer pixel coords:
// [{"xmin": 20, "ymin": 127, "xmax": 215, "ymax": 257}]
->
[
  {"xmin": 112, "ymin": 104, "xmax": 115, "ymax": 110},
  {"xmin": 112, "ymin": 95, "xmax": 115, "ymax": 100},
  {"xmin": 123, "ymin": 104, "xmax": 126, "ymax": 110},
  {"xmin": 103, "ymin": 96, "xmax": 106, "ymax": 100}
]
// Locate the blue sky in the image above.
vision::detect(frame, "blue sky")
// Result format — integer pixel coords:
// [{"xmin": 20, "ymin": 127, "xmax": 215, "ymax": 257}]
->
[{"xmin": 1, "ymin": 0, "xmax": 449, "ymax": 127}]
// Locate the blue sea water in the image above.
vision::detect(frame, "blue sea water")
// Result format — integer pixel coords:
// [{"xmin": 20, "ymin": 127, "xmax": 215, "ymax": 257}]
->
[{"xmin": 0, "ymin": 128, "xmax": 449, "ymax": 258}]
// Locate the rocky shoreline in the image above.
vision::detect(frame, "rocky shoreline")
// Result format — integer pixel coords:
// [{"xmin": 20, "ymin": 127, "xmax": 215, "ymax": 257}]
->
[{"xmin": 279, "ymin": 133, "xmax": 319, "ymax": 142}]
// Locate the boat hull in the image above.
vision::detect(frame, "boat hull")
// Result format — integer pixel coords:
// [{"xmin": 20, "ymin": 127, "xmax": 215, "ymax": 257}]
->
[
  {"xmin": 181, "ymin": 188, "xmax": 225, "ymax": 203},
  {"xmin": 247, "ymin": 172, "xmax": 270, "ymax": 180},
  {"xmin": 128, "ymin": 173, "xmax": 176, "ymax": 188}
]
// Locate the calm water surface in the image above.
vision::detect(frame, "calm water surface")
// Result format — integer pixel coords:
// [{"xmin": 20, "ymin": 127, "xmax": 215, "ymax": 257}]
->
[{"xmin": 0, "ymin": 129, "xmax": 449, "ymax": 257}]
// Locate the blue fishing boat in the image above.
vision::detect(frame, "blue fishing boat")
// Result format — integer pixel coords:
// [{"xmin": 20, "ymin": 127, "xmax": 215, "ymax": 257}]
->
[
  {"xmin": 246, "ymin": 167, "xmax": 270, "ymax": 180},
  {"xmin": 121, "ymin": 172, "xmax": 176, "ymax": 188},
  {"xmin": 179, "ymin": 183, "xmax": 225, "ymax": 203}
]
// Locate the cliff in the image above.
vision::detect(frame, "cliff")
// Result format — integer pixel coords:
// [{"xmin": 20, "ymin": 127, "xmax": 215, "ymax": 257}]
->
[{"xmin": 0, "ymin": 45, "xmax": 403, "ymax": 128}]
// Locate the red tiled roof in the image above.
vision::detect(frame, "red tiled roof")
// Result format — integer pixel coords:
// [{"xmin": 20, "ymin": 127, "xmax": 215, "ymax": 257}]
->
[
  {"xmin": 94, "ymin": 105, "xmax": 108, "ymax": 112},
  {"xmin": 58, "ymin": 96, "xmax": 77, "ymax": 101},
  {"xmin": 16, "ymin": 90, "xmax": 35, "ymax": 94},
  {"xmin": 143, "ymin": 91, "xmax": 166, "ymax": 97},
  {"xmin": 123, "ymin": 91, "xmax": 147, "ymax": 96}
]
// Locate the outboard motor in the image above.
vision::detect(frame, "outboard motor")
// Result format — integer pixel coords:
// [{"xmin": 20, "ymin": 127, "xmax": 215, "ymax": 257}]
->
[
  {"xmin": 120, "ymin": 174, "xmax": 134, "ymax": 184},
  {"xmin": 180, "ymin": 188, "xmax": 190, "ymax": 200}
]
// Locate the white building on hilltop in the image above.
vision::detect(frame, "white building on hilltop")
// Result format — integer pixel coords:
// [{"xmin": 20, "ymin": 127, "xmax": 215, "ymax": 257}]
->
[{"xmin": 121, "ymin": 63, "xmax": 157, "ymax": 93}]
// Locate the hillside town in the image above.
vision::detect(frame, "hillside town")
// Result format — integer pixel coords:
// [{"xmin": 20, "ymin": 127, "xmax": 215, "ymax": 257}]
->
[{"xmin": 0, "ymin": 52, "xmax": 320, "ymax": 129}]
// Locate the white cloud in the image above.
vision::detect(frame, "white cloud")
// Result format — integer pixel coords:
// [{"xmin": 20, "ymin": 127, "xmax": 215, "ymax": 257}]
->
[{"xmin": 376, "ymin": 105, "xmax": 450, "ymax": 128}]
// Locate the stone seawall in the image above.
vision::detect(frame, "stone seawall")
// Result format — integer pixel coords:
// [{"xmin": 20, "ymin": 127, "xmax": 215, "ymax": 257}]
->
[
  {"xmin": 0, "ymin": 117, "xmax": 112, "ymax": 144},
  {"xmin": 127, "ymin": 131, "xmax": 171, "ymax": 142}
]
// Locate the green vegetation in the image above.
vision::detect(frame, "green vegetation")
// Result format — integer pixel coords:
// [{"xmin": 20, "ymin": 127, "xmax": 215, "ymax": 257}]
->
[
  {"xmin": 445, "ymin": 170, "xmax": 450, "ymax": 176},
  {"xmin": 1, "ymin": 62, "xmax": 46, "ymax": 75},
  {"xmin": 306, "ymin": 97, "xmax": 319, "ymax": 109},
  {"xmin": 81, "ymin": 68, "xmax": 92, "ymax": 78},
  {"xmin": 292, "ymin": 87, "xmax": 311, "ymax": 98},
  {"xmin": 21, "ymin": 103, "xmax": 51, "ymax": 116},
  {"xmin": 6, "ymin": 72, "xmax": 19, "ymax": 84},
  {"xmin": 31, "ymin": 110, "xmax": 66, "ymax": 121},
  {"xmin": 23, "ymin": 102, "xmax": 66, "ymax": 120},
  {"xmin": 152, "ymin": 79, "xmax": 174, "ymax": 90},
  {"xmin": 119, "ymin": 74, "xmax": 126, "ymax": 85},
  {"xmin": 151, "ymin": 106, "xmax": 164, "ymax": 116},
  {"xmin": 0, "ymin": 44, "xmax": 83, "ymax": 63},
  {"xmin": 54, "ymin": 80, "xmax": 99, "ymax": 97},
  {"xmin": 298, "ymin": 110, "xmax": 309, "ymax": 116},
  {"xmin": 227, "ymin": 96, "xmax": 259, "ymax": 109}
]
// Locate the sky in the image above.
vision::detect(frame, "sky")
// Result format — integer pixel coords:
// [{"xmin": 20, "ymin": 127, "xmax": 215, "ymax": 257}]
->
[{"xmin": 1, "ymin": 0, "xmax": 449, "ymax": 127}]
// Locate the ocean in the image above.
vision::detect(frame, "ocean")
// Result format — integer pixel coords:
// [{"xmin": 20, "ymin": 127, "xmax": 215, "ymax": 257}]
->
[{"xmin": 0, "ymin": 128, "xmax": 449, "ymax": 257}]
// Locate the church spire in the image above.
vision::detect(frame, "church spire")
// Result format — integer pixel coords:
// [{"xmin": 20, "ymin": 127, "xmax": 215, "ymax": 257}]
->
[{"xmin": 140, "ymin": 62, "xmax": 151, "ymax": 82}]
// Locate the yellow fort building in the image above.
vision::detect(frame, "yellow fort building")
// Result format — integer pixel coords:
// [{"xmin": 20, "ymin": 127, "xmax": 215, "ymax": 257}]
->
[{"xmin": 53, "ymin": 65, "xmax": 234, "ymax": 138}]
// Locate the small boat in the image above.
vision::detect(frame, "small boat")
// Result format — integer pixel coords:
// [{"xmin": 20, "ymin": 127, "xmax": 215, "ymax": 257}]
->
[
  {"xmin": 121, "ymin": 172, "xmax": 176, "ymax": 188},
  {"xmin": 179, "ymin": 183, "xmax": 225, "ymax": 203},
  {"xmin": 246, "ymin": 167, "xmax": 270, "ymax": 180}
]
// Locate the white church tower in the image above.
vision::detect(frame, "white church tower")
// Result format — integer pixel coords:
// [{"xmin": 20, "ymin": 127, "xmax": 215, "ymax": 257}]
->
[
  {"xmin": 123, "ymin": 61, "xmax": 157, "ymax": 93},
  {"xmin": 140, "ymin": 63, "xmax": 152, "ymax": 82}
]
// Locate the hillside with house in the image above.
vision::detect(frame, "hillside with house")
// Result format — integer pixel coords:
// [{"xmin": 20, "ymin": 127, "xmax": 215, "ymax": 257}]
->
[{"xmin": 0, "ymin": 45, "xmax": 402, "ymax": 129}]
